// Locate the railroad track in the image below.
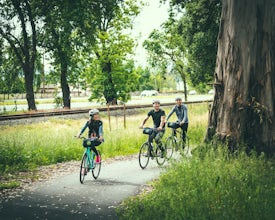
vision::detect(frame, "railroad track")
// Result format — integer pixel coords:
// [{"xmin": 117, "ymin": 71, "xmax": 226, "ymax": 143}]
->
[{"xmin": 0, "ymin": 100, "xmax": 213, "ymax": 122}]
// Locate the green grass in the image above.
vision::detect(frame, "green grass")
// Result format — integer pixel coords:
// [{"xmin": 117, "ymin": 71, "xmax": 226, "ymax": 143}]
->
[
  {"xmin": 0, "ymin": 103, "xmax": 208, "ymax": 185},
  {"xmin": 117, "ymin": 147, "xmax": 275, "ymax": 220},
  {"xmin": 0, "ymin": 181, "xmax": 20, "ymax": 190}
]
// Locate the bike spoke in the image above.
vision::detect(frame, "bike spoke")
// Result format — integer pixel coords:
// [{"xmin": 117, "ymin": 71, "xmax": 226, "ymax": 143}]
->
[{"xmin": 139, "ymin": 142, "xmax": 150, "ymax": 169}]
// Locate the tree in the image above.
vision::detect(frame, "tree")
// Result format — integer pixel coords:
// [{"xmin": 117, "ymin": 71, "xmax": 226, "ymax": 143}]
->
[
  {"xmin": 169, "ymin": 0, "xmax": 221, "ymax": 93},
  {"xmin": 0, "ymin": 47, "xmax": 25, "ymax": 97},
  {"xmin": 37, "ymin": 0, "xmax": 88, "ymax": 109},
  {"xmin": 143, "ymin": 19, "xmax": 188, "ymax": 100},
  {"xmin": 0, "ymin": 0, "xmax": 37, "ymax": 110},
  {"xmin": 206, "ymin": 0, "xmax": 275, "ymax": 154},
  {"xmin": 84, "ymin": 0, "xmax": 141, "ymax": 104}
]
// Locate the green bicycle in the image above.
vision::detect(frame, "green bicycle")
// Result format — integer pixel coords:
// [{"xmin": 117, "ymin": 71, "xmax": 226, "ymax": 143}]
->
[{"xmin": 79, "ymin": 137, "xmax": 102, "ymax": 183}]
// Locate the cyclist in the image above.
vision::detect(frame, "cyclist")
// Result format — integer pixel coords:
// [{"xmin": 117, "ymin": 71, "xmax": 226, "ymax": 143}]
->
[
  {"xmin": 166, "ymin": 97, "xmax": 189, "ymax": 143},
  {"xmin": 139, "ymin": 100, "xmax": 166, "ymax": 156},
  {"xmin": 77, "ymin": 109, "xmax": 104, "ymax": 163}
]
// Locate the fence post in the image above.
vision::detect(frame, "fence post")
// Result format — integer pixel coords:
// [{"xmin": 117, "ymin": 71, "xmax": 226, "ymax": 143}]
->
[
  {"xmin": 124, "ymin": 104, "xmax": 126, "ymax": 129},
  {"xmin": 107, "ymin": 104, "xmax": 111, "ymax": 131}
]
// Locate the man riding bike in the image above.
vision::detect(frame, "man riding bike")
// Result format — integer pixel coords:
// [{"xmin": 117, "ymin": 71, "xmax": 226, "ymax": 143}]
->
[
  {"xmin": 166, "ymin": 97, "xmax": 189, "ymax": 143},
  {"xmin": 139, "ymin": 100, "xmax": 166, "ymax": 156}
]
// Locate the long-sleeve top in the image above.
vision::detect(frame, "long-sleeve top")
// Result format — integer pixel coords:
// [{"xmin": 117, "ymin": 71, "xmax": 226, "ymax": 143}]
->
[
  {"xmin": 166, "ymin": 104, "xmax": 188, "ymax": 123},
  {"xmin": 79, "ymin": 120, "xmax": 103, "ymax": 138}
]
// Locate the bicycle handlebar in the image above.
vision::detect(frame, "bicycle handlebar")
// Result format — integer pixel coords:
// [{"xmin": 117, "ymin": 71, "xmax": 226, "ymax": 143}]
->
[{"xmin": 74, "ymin": 136, "xmax": 100, "ymax": 141}]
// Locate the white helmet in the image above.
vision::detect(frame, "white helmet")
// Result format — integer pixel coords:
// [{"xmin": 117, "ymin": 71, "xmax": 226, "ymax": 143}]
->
[
  {"xmin": 152, "ymin": 100, "xmax": 160, "ymax": 104},
  {"xmin": 89, "ymin": 109, "xmax": 99, "ymax": 117}
]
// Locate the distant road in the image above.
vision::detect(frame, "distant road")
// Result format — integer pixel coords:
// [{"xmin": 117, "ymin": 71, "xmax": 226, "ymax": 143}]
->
[{"xmin": 0, "ymin": 94, "xmax": 213, "ymax": 113}]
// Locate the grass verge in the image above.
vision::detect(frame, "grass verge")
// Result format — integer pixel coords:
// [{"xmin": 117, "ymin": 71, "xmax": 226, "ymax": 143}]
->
[{"xmin": 117, "ymin": 147, "xmax": 275, "ymax": 220}]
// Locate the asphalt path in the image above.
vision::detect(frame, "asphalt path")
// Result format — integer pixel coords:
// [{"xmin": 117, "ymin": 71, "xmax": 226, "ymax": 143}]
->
[{"xmin": 0, "ymin": 157, "xmax": 164, "ymax": 220}]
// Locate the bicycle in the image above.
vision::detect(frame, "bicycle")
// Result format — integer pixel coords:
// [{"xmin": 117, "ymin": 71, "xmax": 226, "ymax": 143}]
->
[
  {"xmin": 78, "ymin": 137, "xmax": 102, "ymax": 183},
  {"xmin": 138, "ymin": 127, "xmax": 166, "ymax": 169},
  {"xmin": 165, "ymin": 122, "xmax": 190, "ymax": 159}
]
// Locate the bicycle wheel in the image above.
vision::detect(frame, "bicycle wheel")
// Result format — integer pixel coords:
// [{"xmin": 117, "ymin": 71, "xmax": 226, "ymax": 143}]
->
[
  {"xmin": 92, "ymin": 150, "xmax": 101, "ymax": 179},
  {"xmin": 156, "ymin": 146, "xmax": 165, "ymax": 166},
  {"xmin": 139, "ymin": 142, "xmax": 150, "ymax": 169},
  {"xmin": 165, "ymin": 136, "xmax": 176, "ymax": 159},
  {"xmin": 182, "ymin": 136, "xmax": 190, "ymax": 157},
  {"xmin": 80, "ymin": 153, "xmax": 88, "ymax": 184}
]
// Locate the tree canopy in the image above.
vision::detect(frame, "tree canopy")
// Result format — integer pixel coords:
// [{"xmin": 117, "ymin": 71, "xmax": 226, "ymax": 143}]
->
[{"xmin": 0, "ymin": 0, "xmax": 38, "ymax": 110}]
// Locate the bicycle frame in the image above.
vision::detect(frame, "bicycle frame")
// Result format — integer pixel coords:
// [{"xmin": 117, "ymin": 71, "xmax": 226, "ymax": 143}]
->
[
  {"xmin": 79, "ymin": 137, "xmax": 102, "ymax": 183},
  {"xmin": 138, "ymin": 128, "xmax": 166, "ymax": 169},
  {"xmin": 165, "ymin": 122, "xmax": 190, "ymax": 159},
  {"xmin": 84, "ymin": 147, "xmax": 96, "ymax": 169}
]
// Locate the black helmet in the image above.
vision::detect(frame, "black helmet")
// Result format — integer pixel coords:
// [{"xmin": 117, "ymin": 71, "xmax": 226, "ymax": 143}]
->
[{"xmin": 89, "ymin": 109, "xmax": 99, "ymax": 117}]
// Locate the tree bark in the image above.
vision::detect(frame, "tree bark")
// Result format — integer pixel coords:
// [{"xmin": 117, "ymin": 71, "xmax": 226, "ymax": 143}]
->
[
  {"xmin": 3, "ymin": 0, "xmax": 38, "ymax": 111},
  {"xmin": 60, "ymin": 62, "xmax": 71, "ymax": 109},
  {"xmin": 24, "ymin": 66, "xmax": 36, "ymax": 111},
  {"xmin": 102, "ymin": 61, "xmax": 117, "ymax": 105},
  {"xmin": 206, "ymin": 0, "xmax": 275, "ymax": 154}
]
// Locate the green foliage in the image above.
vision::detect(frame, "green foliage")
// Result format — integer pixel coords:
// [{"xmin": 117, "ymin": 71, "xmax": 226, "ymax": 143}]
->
[
  {"xmin": 83, "ymin": 0, "xmax": 143, "ymax": 104},
  {"xmin": 143, "ymin": 20, "xmax": 187, "ymax": 94},
  {"xmin": 0, "ymin": 46, "xmax": 25, "ymax": 95},
  {"xmin": 117, "ymin": 147, "xmax": 275, "ymax": 220},
  {"xmin": 0, "ymin": 0, "xmax": 38, "ymax": 110},
  {"xmin": 0, "ymin": 181, "xmax": 20, "ymax": 190},
  {"xmin": 175, "ymin": 0, "xmax": 221, "ymax": 91},
  {"xmin": 54, "ymin": 94, "xmax": 63, "ymax": 108},
  {"xmin": 149, "ymin": 0, "xmax": 221, "ymax": 93}
]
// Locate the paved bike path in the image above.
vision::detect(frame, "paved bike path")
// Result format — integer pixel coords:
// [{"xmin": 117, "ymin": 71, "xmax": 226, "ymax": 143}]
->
[{"xmin": 0, "ymin": 157, "xmax": 163, "ymax": 220}]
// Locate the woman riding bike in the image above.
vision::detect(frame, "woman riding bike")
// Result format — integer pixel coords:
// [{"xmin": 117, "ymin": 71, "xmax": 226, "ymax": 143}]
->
[{"xmin": 77, "ymin": 109, "xmax": 104, "ymax": 163}]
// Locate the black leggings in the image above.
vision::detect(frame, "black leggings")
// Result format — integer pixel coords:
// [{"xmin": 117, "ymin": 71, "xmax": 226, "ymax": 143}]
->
[
  {"xmin": 83, "ymin": 139, "xmax": 101, "ymax": 156},
  {"xmin": 175, "ymin": 123, "xmax": 188, "ymax": 142}
]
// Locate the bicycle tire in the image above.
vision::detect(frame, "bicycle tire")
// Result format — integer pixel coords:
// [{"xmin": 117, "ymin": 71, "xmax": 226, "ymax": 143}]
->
[
  {"xmin": 156, "ymin": 146, "xmax": 165, "ymax": 166},
  {"xmin": 139, "ymin": 142, "xmax": 150, "ymax": 169},
  {"xmin": 80, "ymin": 153, "xmax": 88, "ymax": 184},
  {"xmin": 165, "ymin": 136, "xmax": 176, "ymax": 159},
  {"xmin": 182, "ymin": 136, "xmax": 190, "ymax": 156},
  {"xmin": 92, "ymin": 150, "xmax": 101, "ymax": 179}
]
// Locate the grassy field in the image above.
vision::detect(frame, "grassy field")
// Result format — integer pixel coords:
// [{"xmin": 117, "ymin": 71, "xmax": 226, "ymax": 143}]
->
[{"xmin": 0, "ymin": 104, "xmax": 207, "ymax": 177}]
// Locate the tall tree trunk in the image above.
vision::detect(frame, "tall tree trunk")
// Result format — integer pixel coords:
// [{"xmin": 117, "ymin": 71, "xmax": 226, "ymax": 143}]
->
[
  {"xmin": 206, "ymin": 0, "xmax": 275, "ymax": 154},
  {"xmin": 60, "ymin": 62, "xmax": 71, "ymax": 109},
  {"xmin": 178, "ymin": 65, "xmax": 188, "ymax": 101},
  {"xmin": 24, "ymin": 67, "xmax": 36, "ymax": 111},
  {"xmin": 1, "ymin": 0, "xmax": 38, "ymax": 111},
  {"xmin": 103, "ymin": 61, "xmax": 117, "ymax": 105}
]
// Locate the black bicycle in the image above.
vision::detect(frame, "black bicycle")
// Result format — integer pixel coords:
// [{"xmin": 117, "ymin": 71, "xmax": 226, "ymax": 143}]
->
[
  {"xmin": 78, "ymin": 137, "xmax": 102, "ymax": 183},
  {"xmin": 165, "ymin": 122, "xmax": 190, "ymax": 159},
  {"xmin": 138, "ymin": 127, "xmax": 166, "ymax": 169}
]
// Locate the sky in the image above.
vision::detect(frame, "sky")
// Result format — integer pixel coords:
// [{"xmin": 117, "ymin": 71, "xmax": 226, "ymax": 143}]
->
[{"xmin": 132, "ymin": 0, "xmax": 170, "ymax": 67}]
